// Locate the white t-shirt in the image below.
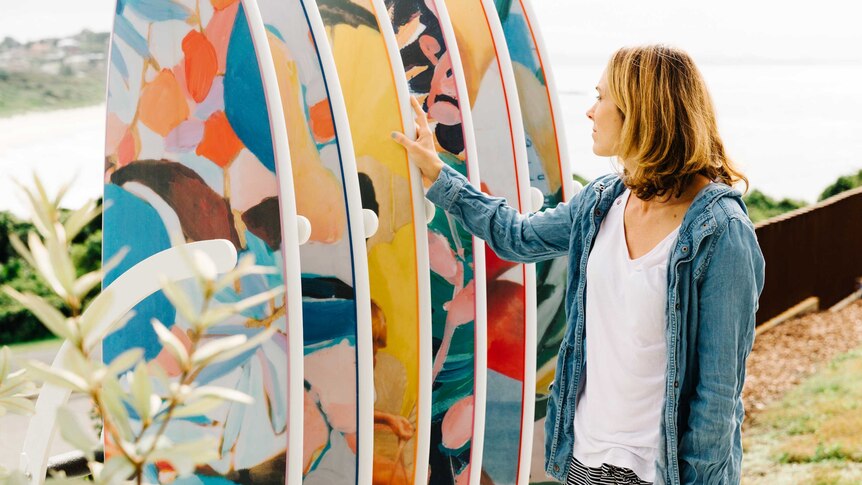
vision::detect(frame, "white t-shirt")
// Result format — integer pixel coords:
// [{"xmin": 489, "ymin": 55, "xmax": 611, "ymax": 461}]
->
[{"xmin": 571, "ymin": 189, "xmax": 679, "ymax": 483}]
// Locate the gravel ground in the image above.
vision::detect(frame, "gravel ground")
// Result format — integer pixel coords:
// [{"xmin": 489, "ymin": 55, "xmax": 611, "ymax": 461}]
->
[{"xmin": 742, "ymin": 298, "xmax": 862, "ymax": 430}]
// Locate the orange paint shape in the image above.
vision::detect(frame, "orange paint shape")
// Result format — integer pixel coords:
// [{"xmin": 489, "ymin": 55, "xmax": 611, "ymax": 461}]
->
[
  {"xmin": 138, "ymin": 69, "xmax": 190, "ymax": 136},
  {"xmin": 309, "ymin": 99, "xmax": 335, "ymax": 143},
  {"xmin": 182, "ymin": 30, "xmax": 218, "ymax": 103},
  {"xmin": 105, "ymin": 112, "xmax": 128, "ymax": 156},
  {"xmin": 197, "ymin": 111, "xmax": 244, "ymax": 167},
  {"xmin": 211, "ymin": 0, "xmax": 239, "ymax": 11},
  {"xmin": 206, "ymin": 1, "xmax": 240, "ymax": 73},
  {"xmin": 117, "ymin": 126, "xmax": 140, "ymax": 167}
]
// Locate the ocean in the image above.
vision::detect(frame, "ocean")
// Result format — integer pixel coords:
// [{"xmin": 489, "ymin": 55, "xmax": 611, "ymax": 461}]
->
[
  {"xmin": 554, "ymin": 63, "xmax": 862, "ymax": 203},
  {"xmin": 1, "ymin": 64, "xmax": 860, "ymax": 216}
]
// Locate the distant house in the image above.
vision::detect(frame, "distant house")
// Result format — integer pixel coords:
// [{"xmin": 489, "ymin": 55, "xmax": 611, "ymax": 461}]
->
[
  {"xmin": 58, "ymin": 38, "xmax": 82, "ymax": 55},
  {"xmin": 28, "ymin": 41, "xmax": 53, "ymax": 55}
]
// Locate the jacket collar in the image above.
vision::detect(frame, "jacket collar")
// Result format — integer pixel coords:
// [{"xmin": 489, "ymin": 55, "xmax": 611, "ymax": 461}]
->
[{"xmin": 590, "ymin": 174, "xmax": 745, "ymax": 254}]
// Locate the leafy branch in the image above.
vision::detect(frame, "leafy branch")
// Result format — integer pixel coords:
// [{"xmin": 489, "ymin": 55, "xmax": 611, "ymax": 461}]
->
[{"xmin": 0, "ymin": 175, "xmax": 281, "ymax": 484}]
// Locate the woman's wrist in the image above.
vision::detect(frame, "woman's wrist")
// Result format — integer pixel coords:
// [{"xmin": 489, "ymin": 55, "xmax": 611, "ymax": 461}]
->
[{"xmin": 427, "ymin": 157, "xmax": 443, "ymax": 182}]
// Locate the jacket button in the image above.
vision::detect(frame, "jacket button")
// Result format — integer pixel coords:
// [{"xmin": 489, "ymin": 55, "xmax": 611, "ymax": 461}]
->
[
  {"xmin": 675, "ymin": 302, "xmax": 680, "ymax": 310},
  {"xmin": 681, "ymin": 246, "xmax": 688, "ymax": 252},
  {"xmin": 674, "ymin": 380, "xmax": 679, "ymax": 388},
  {"xmin": 554, "ymin": 464, "xmax": 560, "ymax": 472},
  {"xmin": 594, "ymin": 209, "xmax": 601, "ymax": 217}
]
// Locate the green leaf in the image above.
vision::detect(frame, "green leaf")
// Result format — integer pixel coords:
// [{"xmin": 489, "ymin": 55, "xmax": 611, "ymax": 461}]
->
[
  {"xmin": 99, "ymin": 246, "xmax": 129, "ymax": 283},
  {"xmin": 23, "ymin": 360, "xmax": 88, "ymax": 393},
  {"xmin": 2, "ymin": 286, "xmax": 73, "ymax": 340},
  {"xmin": 51, "ymin": 177, "xmax": 74, "ymax": 210},
  {"xmin": 0, "ymin": 364, "xmax": 35, "ymax": 397},
  {"xmin": 71, "ymin": 270, "xmax": 102, "ymax": 301},
  {"xmin": 191, "ymin": 335, "xmax": 247, "ymax": 367},
  {"xmin": 204, "ymin": 326, "xmax": 277, "ymax": 366},
  {"xmin": 8, "ymin": 233, "xmax": 37, "ymax": 269},
  {"xmin": 0, "ymin": 396, "xmax": 35, "ymax": 416},
  {"xmin": 189, "ymin": 386, "xmax": 253, "ymax": 405},
  {"xmin": 95, "ymin": 455, "xmax": 135, "ymax": 484},
  {"xmin": 60, "ymin": 346, "xmax": 93, "ymax": 386},
  {"xmin": 170, "ymin": 397, "xmax": 223, "ymax": 419},
  {"xmin": 14, "ymin": 179, "xmax": 52, "ymax": 238},
  {"xmin": 147, "ymin": 437, "xmax": 219, "ymax": 476},
  {"xmin": 160, "ymin": 278, "xmax": 198, "ymax": 324},
  {"xmin": 85, "ymin": 311, "xmax": 135, "ymax": 353},
  {"xmin": 78, "ymin": 290, "xmax": 114, "ymax": 342},
  {"xmin": 189, "ymin": 247, "xmax": 218, "ymax": 282},
  {"xmin": 213, "ymin": 254, "xmax": 275, "ymax": 293},
  {"xmin": 27, "ymin": 231, "xmax": 67, "ymax": 298},
  {"xmin": 100, "ymin": 374, "xmax": 133, "ymax": 441},
  {"xmin": 199, "ymin": 286, "xmax": 284, "ymax": 329},
  {"xmin": 130, "ymin": 363, "xmax": 152, "ymax": 421},
  {"xmin": 56, "ymin": 406, "xmax": 98, "ymax": 460},
  {"xmin": 151, "ymin": 319, "xmax": 189, "ymax": 370},
  {"xmin": 0, "ymin": 346, "xmax": 10, "ymax": 386},
  {"xmin": 106, "ymin": 349, "xmax": 143, "ymax": 376},
  {"xmin": 46, "ymin": 235, "xmax": 76, "ymax": 298},
  {"xmin": 63, "ymin": 199, "xmax": 100, "ymax": 241}
]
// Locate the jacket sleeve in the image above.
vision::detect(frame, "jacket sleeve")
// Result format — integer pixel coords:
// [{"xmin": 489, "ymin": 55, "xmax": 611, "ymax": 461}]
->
[
  {"xmin": 679, "ymin": 218, "xmax": 765, "ymax": 484},
  {"xmin": 425, "ymin": 164, "xmax": 576, "ymax": 264}
]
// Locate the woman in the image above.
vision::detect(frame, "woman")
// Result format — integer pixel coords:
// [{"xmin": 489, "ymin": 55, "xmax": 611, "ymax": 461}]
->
[{"xmin": 393, "ymin": 45, "xmax": 765, "ymax": 485}]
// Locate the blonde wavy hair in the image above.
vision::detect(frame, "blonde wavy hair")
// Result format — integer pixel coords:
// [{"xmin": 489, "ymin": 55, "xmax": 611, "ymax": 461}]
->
[{"xmin": 606, "ymin": 44, "xmax": 748, "ymax": 200}]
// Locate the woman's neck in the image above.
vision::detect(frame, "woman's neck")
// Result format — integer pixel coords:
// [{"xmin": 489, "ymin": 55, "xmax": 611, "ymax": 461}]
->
[{"xmin": 630, "ymin": 174, "xmax": 712, "ymax": 213}]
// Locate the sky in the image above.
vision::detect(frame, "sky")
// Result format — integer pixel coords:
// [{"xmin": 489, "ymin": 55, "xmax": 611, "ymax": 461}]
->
[
  {"xmin": 530, "ymin": 0, "xmax": 862, "ymax": 64},
  {"xmin": 2, "ymin": 0, "xmax": 861, "ymax": 65}
]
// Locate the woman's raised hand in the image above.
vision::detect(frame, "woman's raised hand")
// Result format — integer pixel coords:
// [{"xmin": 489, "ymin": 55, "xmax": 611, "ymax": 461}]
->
[{"xmin": 391, "ymin": 96, "xmax": 445, "ymax": 188}]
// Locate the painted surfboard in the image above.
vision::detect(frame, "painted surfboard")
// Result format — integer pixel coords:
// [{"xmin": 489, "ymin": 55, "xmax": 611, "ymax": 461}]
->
[
  {"xmin": 318, "ymin": 0, "xmax": 434, "ymax": 483},
  {"xmin": 441, "ymin": 0, "xmax": 538, "ymax": 483},
  {"xmin": 383, "ymin": 0, "xmax": 487, "ymax": 483},
  {"xmin": 253, "ymin": 0, "xmax": 375, "ymax": 483},
  {"xmin": 103, "ymin": 0, "xmax": 304, "ymax": 482},
  {"xmin": 491, "ymin": 0, "xmax": 572, "ymax": 483}
]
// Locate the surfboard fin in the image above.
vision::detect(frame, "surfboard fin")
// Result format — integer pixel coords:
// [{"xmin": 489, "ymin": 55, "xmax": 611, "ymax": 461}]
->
[
  {"xmin": 362, "ymin": 209, "xmax": 379, "ymax": 238},
  {"xmin": 530, "ymin": 187, "xmax": 544, "ymax": 212},
  {"xmin": 297, "ymin": 216, "xmax": 312, "ymax": 246},
  {"xmin": 424, "ymin": 198, "xmax": 436, "ymax": 224}
]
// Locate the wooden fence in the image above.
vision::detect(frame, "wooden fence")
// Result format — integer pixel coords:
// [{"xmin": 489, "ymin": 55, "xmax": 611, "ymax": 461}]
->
[{"xmin": 754, "ymin": 187, "xmax": 862, "ymax": 325}]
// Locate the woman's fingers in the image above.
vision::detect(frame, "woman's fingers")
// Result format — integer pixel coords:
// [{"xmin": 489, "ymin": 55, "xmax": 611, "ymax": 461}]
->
[
  {"xmin": 410, "ymin": 96, "xmax": 431, "ymax": 131},
  {"xmin": 391, "ymin": 131, "xmax": 414, "ymax": 149}
]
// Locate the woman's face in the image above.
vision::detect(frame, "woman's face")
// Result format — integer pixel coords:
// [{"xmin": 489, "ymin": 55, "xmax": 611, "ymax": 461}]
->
[{"xmin": 586, "ymin": 70, "xmax": 624, "ymax": 157}]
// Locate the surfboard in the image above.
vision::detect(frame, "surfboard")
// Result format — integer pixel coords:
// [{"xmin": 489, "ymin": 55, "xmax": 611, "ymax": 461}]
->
[
  {"xmin": 253, "ymin": 1, "xmax": 374, "ymax": 483},
  {"xmin": 382, "ymin": 0, "xmax": 487, "ymax": 483},
  {"xmin": 318, "ymin": 0, "xmax": 433, "ymax": 483},
  {"xmin": 103, "ymin": 0, "xmax": 305, "ymax": 482},
  {"xmin": 441, "ymin": 0, "xmax": 538, "ymax": 483},
  {"xmin": 490, "ymin": 0, "xmax": 572, "ymax": 483}
]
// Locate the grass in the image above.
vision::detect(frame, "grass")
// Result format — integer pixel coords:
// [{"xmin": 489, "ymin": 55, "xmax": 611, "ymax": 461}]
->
[
  {"xmin": 6, "ymin": 336, "xmax": 62, "ymax": 354},
  {"xmin": 0, "ymin": 69, "xmax": 105, "ymax": 118},
  {"xmin": 742, "ymin": 348, "xmax": 862, "ymax": 484}
]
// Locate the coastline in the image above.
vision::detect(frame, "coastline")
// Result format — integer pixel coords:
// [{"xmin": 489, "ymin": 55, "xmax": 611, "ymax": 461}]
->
[{"xmin": 0, "ymin": 104, "xmax": 106, "ymax": 217}]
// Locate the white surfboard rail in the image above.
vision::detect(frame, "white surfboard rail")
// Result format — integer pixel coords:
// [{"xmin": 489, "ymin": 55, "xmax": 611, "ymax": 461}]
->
[{"xmin": 19, "ymin": 239, "xmax": 238, "ymax": 485}]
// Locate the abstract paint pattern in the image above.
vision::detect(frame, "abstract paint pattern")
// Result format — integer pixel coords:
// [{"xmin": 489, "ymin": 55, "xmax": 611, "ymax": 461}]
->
[
  {"xmin": 104, "ymin": 0, "xmax": 296, "ymax": 482},
  {"xmin": 493, "ymin": 1, "xmax": 569, "ymax": 483},
  {"xmin": 384, "ymin": 1, "xmax": 485, "ymax": 483},
  {"xmin": 444, "ymin": 0, "xmax": 536, "ymax": 483},
  {"xmin": 320, "ymin": 0, "xmax": 430, "ymax": 483},
  {"xmin": 255, "ymin": 0, "xmax": 371, "ymax": 482}
]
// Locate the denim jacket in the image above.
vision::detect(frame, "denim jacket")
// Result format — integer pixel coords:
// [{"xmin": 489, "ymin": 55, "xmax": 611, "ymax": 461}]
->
[{"xmin": 426, "ymin": 164, "xmax": 765, "ymax": 484}]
